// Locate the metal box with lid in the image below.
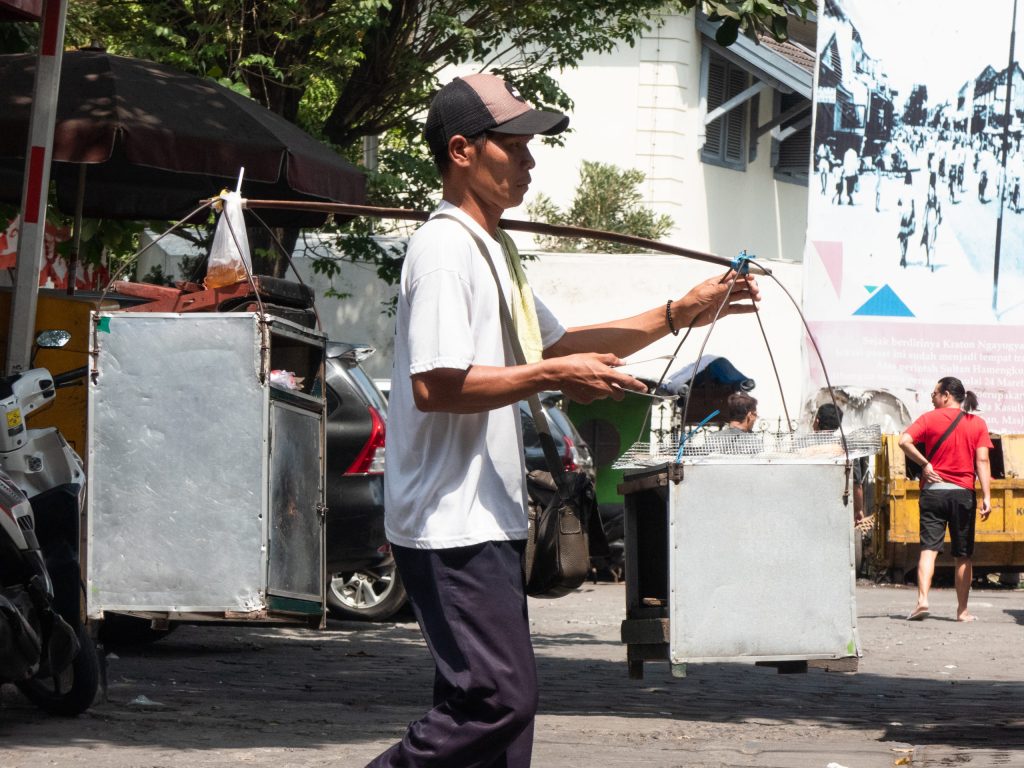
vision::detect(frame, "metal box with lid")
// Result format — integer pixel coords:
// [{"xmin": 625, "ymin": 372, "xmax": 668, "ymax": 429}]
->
[
  {"xmin": 617, "ymin": 427, "xmax": 879, "ymax": 678},
  {"xmin": 86, "ymin": 312, "xmax": 326, "ymax": 625}
]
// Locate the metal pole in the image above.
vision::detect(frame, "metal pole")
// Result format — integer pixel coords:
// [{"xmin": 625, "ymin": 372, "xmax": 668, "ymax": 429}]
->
[
  {"xmin": 5, "ymin": 0, "xmax": 67, "ymax": 374},
  {"xmin": 994, "ymin": 0, "xmax": 1019, "ymax": 313}
]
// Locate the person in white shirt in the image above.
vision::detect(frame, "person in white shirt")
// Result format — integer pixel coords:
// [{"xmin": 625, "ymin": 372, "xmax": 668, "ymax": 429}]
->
[
  {"xmin": 842, "ymin": 144, "xmax": 860, "ymax": 204},
  {"xmin": 368, "ymin": 73, "xmax": 760, "ymax": 768}
]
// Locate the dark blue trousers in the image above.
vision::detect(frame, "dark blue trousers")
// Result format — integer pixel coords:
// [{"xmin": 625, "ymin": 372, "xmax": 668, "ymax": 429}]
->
[{"xmin": 366, "ymin": 540, "xmax": 538, "ymax": 768}]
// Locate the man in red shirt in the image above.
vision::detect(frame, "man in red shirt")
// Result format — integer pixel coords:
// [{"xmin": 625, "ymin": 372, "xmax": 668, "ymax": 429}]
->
[{"xmin": 898, "ymin": 377, "xmax": 992, "ymax": 622}]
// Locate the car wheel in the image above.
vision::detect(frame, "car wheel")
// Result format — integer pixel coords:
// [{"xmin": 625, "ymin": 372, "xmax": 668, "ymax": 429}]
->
[{"xmin": 326, "ymin": 563, "xmax": 407, "ymax": 621}]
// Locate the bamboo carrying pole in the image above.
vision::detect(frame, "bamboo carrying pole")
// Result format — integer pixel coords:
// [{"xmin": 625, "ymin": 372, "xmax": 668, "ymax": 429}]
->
[{"xmin": 240, "ymin": 198, "xmax": 772, "ymax": 276}]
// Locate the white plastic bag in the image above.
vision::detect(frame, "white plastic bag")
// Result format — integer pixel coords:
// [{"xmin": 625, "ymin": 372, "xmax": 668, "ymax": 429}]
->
[
  {"xmin": 204, "ymin": 190, "xmax": 252, "ymax": 288},
  {"xmin": 269, "ymin": 369, "xmax": 304, "ymax": 391}
]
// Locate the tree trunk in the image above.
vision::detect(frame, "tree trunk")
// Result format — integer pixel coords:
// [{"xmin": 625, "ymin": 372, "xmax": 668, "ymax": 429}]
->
[{"xmin": 249, "ymin": 226, "xmax": 300, "ymax": 279}]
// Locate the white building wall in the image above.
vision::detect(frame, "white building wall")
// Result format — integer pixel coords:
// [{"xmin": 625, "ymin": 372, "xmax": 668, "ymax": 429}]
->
[
  {"xmin": 518, "ymin": 11, "xmax": 808, "ymax": 266},
  {"xmin": 281, "ymin": 248, "xmax": 807, "ymax": 429}
]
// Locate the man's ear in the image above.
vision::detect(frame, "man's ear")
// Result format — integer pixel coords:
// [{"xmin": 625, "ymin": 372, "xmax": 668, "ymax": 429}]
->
[{"xmin": 448, "ymin": 135, "xmax": 475, "ymax": 168}]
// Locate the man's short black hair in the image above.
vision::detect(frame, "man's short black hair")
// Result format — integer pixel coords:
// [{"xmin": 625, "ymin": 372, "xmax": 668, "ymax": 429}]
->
[
  {"xmin": 724, "ymin": 392, "xmax": 757, "ymax": 423},
  {"xmin": 814, "ymin": 403, "xmax": 843, "ymax": 431}
]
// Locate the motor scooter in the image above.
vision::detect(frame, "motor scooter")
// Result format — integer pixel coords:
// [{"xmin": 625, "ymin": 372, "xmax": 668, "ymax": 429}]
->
[{"xmin": 0, "ymin": 330, "xmax": 98, "ymax": 715}]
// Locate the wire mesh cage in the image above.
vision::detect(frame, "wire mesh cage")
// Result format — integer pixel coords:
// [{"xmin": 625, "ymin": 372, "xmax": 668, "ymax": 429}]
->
[{"xmin": 613, "ymin": 424, "xmax": 882, "ymax": 470}]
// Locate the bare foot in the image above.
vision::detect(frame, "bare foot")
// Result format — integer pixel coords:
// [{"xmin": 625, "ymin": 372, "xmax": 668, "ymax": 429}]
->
[
  {"xmin": 907, "ymin": 606, "xmax": 930, "ymax": 621},
  {"xmin": 956, "ymin": 613, "xmax": 978, "ymax": 622}
]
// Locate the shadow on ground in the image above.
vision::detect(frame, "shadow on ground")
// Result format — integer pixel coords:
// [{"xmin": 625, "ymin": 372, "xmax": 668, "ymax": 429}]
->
[{"xmin": 1, "ymin": 611, "xmax": 1021, "ymax": 755}]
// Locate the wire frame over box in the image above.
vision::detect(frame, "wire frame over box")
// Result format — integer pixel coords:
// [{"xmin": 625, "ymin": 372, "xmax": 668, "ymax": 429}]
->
[{"xmin": 614, "ymin": 424, "xmax": 881, "ymax": 469}]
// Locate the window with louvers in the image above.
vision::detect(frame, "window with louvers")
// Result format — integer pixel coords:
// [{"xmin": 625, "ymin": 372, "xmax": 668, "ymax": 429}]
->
[
  {"xmin": 829, "ymin": 39, "xmax": 842, "ymax": 78},
  {"xmin": 773, "ymin": 90, "xmax": 811, "ymax": 184},
  {"xmin": 703, "ymin": 52, "xmax": 750, "ymax": 170}
]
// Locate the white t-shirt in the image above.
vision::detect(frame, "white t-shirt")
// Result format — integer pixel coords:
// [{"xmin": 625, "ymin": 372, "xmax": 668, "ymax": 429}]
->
[{"xmin": 384, "ymin": 202, "xmax": 566, "ymax": 549}]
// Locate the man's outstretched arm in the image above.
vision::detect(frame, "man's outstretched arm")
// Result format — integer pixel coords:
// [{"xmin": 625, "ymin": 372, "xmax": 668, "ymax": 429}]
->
[{"xmin": 545, "ymin": 271, "xmax": 760, "ymax": 360}]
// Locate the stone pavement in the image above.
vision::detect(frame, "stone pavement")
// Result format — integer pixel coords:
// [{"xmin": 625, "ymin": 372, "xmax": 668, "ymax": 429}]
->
[{"xmin": 1, "ymin": 580, "xmax": 1022, "ymax": 767}]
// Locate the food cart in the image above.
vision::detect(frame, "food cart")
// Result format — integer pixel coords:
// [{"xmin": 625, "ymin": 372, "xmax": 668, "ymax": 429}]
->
[
  {"xmin": 616, "ymin": 426, "xmax": 879, "ymax": 678},
  {"xmin": 86, "ymin": 312, "xmax": 326, "ymax": 625}
]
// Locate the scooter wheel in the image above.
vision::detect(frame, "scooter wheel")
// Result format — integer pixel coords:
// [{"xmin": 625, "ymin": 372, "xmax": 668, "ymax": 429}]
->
[{"xmin": 15, "ymin": 625, "xmax": 99, "ymax": 716}]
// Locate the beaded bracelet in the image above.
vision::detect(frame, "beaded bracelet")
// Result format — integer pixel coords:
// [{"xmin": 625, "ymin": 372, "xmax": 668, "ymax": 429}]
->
[{"xmin": 666, "ymin": 299, "xmax": 678, "ymax": 336}]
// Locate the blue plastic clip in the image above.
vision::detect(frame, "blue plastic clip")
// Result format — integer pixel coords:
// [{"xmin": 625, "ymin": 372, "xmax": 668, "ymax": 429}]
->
[
  {"xmin": 731, "ymin": 250, "xmax": 756, "ymax": 275},
  {"xmin": 675, "ymin": 409, "xmax": 721, "ymax": 463}
]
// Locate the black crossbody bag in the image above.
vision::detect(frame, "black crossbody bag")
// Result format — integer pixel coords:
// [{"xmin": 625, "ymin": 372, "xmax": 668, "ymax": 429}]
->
[{"xmin": 436, "ymin": 214, "xmax": 603, "ymax": 597}]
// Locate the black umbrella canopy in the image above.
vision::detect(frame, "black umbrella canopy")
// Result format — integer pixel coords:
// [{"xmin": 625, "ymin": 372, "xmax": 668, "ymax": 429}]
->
[{"xmin": 0, "ymin": 50, "xmax": 366, "ymax": 225}]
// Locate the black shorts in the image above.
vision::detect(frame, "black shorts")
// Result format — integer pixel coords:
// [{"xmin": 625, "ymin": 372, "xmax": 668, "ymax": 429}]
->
[{"xmin": 919, "ymin": 487, "xmax": 977, "ymax": 557}]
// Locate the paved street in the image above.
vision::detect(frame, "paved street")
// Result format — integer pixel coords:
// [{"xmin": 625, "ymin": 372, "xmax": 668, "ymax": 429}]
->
[{"xmin": 1, "ymin": 580, "xmax": 1022, "ymax": 768}]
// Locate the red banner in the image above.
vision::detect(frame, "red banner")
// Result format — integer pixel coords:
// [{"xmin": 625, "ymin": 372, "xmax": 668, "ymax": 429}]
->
[{"xmin": 0, "ymin": 216, "xmax": 109, "ymax": 290}]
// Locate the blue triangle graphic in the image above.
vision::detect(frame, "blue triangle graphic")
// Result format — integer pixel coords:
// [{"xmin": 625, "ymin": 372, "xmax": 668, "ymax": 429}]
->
[
  {"xmin": 853, "ymin": 284, "xmax": 914, "ymax": 317},
  {"xmin": 864, "ymin": 285, "xmax": 877, "ymax": 293}
]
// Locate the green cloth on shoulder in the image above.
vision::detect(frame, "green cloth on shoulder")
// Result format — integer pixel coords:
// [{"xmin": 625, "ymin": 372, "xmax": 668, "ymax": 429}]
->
[{"xmin": 496, "ymin": 229, "xmax": 543, "ymax": 364}]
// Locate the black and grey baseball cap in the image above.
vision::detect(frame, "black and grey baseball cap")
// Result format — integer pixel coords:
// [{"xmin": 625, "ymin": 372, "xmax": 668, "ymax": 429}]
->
[{"xmin": 424, "ymin": 73, "xmax": 569, "ymax": 158}]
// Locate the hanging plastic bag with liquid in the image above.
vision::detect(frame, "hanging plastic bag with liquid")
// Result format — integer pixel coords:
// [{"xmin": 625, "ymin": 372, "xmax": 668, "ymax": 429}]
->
[{"xmin": 204, "ymin": 190, "xmax": 253, "ymax": 289}]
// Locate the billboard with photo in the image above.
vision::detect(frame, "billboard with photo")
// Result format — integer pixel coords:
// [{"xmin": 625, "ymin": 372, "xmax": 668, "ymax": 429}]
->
[{"xmin": 804, "ymin": 0, "xmax": 1024, "ymax": 431}]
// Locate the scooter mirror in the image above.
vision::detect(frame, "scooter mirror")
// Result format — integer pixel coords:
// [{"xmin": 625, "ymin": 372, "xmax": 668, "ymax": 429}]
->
[{"xmin": 35, "ymin": 329, "xmax": 71, "ymax": 349}]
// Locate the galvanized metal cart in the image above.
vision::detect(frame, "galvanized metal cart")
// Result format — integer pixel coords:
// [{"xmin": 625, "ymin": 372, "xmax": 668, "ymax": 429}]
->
[
  {"xmin": 86, "ymin": 312, "xmax": 326, "ymax": 626},
  {"xmin": 616, "ymin": 427, "xmax": 879, "ymax": 678}
]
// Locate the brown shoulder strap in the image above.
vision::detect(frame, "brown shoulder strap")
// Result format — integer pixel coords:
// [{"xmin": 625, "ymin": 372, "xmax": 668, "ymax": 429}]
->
[{"xmin": 433, "ymin": 212, "xmax": 570, "ymax": 495}]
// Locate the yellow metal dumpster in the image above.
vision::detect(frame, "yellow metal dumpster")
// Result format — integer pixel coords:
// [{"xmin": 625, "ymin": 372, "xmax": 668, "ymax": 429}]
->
[
  {"xmin": 0, "ymin": 288, "xmax": 119, "ymax": 457},
  {"xmin": 871, "ymin": 433, "xmax": 1024, "ymax": 580}
]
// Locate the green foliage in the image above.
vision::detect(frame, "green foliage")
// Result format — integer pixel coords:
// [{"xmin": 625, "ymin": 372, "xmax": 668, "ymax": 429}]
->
[
  {"xmin": 526, "ymin": 161, "xmax": 674, "ymax": 253},
  {"xmin": 312, "ymin": 132, "xmax": 439, "ymax": 290},
  {"xmin": 139, "ymin": 250, "xmax": 206, "ymax": 285},
  {"xmin": 140, "ymin": 263, "xmax": 174, "ymax": 286},
  {"xmin": 48, "ymin": 211, "xmax": 150, "ymax": 283},
  {"xmin": 3, "ymin": 1, "xmax": 811, "ymax": 283},
  {"xmin": 65, "ymin": 1, "xmax": 383, "ymax": 126},
  {"xmin": 0, "ymin": 20, "xmax": 37, "ymax": 52},
  {"xmin": 58, "ymin": 1, "xmax": 812, "ymax": 150},
  {"xmin": 698, "ymin": 1, "xmax": 816, "ymax": 45}
]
